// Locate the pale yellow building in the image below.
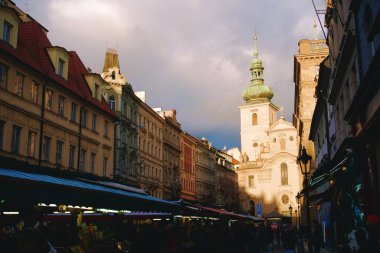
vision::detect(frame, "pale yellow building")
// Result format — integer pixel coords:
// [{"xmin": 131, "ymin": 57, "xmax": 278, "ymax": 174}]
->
[
  {"xmin": 293, "ymin": 39, "xmax": 328, "ymax": 171},
  {"xmin": 137, "ymin": 96, "xmax": 164, "ymax": 198},
  {"xmin": 0, "ymin": 2, "xmax": 116, "ymax": 177}
]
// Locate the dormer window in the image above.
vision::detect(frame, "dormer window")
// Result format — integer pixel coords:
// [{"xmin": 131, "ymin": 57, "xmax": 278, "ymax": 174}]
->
[
  {"xmin": 94, "ymin": 83, "xmax": 99, "ymax": 98},
  {"xmin": 109, "ymin": 95, "xmax": 116, "ymax": 110},
  {"xmin": 2, "ymin": 21, "xmax": 12, "ymax": 44},
  {"xmin": 58, "ymin": 58, "xmax": 65, "ymax": 77}
]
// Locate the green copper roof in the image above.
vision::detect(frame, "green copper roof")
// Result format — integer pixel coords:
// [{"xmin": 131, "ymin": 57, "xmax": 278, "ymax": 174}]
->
[{"xmin": 242, "ymin": 34, "xmax": 274, "ymax": 102}]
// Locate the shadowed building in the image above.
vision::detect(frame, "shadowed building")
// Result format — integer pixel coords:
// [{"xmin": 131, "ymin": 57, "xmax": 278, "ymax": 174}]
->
[{"xmin": 236, "ymin": 35, "xmax": 301, "ymax": 219}]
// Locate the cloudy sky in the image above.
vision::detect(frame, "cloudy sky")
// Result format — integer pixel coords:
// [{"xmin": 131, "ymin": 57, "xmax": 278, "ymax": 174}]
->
[{"xmin": 16, "ymin": 0, "xmax": 323, "ymax": 149}]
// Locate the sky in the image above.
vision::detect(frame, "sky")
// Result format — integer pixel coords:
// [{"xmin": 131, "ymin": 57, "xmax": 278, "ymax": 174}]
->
[{"xmin": 15, "ymin": 0, "xmax": 323, "ymax": 150}]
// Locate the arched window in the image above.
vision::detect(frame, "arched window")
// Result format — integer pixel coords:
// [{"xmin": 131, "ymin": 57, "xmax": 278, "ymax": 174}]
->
[
  {"xmin": 252, "ymin": 113, "xmax": 258, "ymax": 125},
  {"xmin": 109, "ymin": 95, "xmax": 116, "ymax": 110},
  {"xmin": 111, "ymin": 71, "xmax": 115, "ymax": 80},
  {"xmin": 281, "ymin": 163, "xmax": 288, "ymax": 185}
]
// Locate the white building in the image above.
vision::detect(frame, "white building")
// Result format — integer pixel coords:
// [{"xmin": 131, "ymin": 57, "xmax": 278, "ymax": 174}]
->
[{"xmin": 236, "ymin": 35, "xmax": 301, "ymax": 218}]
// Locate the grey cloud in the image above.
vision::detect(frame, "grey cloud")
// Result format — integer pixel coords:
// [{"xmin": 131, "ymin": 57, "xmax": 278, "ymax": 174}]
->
[{"xmin": 17, "ymin": 0, "xmax": 319, "ymax": 149}]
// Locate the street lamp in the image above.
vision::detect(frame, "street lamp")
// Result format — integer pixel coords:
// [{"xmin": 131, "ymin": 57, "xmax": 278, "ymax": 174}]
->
[
  {"xmin": 289, "ymin": 205, "xmax": 293, "ymax": 225},
  {"xmin": 296, "ymin": 192, "xmax": 301, "ymax": 229},
  {"xmin": 297, "ymin": 146, "xmax": 312, "ymax": 234}
]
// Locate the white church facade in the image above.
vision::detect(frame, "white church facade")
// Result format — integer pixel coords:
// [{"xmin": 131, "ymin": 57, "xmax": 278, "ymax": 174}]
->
[{"xmin": 235, "ymin": 36, "xmax": 301, "ymax": 218}]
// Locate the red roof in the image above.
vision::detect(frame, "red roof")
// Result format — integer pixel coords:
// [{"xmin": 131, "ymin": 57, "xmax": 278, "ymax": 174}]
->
[{"xmin": 0, "ymin": 21, "xmax": 116, "ymax": 118}]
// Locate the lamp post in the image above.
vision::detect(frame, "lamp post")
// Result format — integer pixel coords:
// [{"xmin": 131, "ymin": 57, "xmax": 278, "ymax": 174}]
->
[
  {"xmin": 289, "ymin": 205, "xmax": 293, "ymax": 225},
  {"xmin": 297, "ymin": 146, "xmax": 312, "ymax": 234},
  {"xmin": 296, "ymin": 192, "xmax": 301, "ymax": 229}
]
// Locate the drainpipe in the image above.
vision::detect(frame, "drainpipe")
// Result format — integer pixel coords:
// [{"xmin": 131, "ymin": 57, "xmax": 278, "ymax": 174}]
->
[
  {"xmin": 114, "ymin": 121, "xmax": 120, "ymax": 179},
  {"xmin": 77, "ymin": 105, "xmax": 85, "ymax": 171},
  {"xmin": 38, "ymin": 76, "xmax": 49, "ymax": 166}
]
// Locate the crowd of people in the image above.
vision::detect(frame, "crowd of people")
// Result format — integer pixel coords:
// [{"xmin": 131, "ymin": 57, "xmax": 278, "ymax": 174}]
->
[{"xmin": 1, "ymin": 214, "xmax": 379, "ymax": 253}]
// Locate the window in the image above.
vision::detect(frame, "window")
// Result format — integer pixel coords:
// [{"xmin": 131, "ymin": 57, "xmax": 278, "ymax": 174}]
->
[
  {"xmin": 45, "ymin": 89, "xmax": 53, "ymax": 110},
  {"xmin": 281, "ymin": 163, "xmax": 288, "ymax": 185},
  {"xmin": 30, "ymin": 81, "xmax": 38, "ymax": 103},
  {"xmin": 252, "ymin": 113, "xmax": 258, "ymax": 125},
  {"xmin": 71, "ymin": 103, "xmax": 77, "ymax": 122},
  {"xmin": 79, "ymin": 149, "xmax": 86, "ymax": 171},
  {"xmin": 42, "ymin": 136, "xmax": 51, "ymax": 161},
  {"xmin": 15, "ymin": 72, "xmax": 24, "ymax": 96},
  {"xmin": 248, "ymin": 175, "xmax": 255, "ymax": 188},
  {"xmin": 104, "ymin": 120, "xmax": 109, "ymax": 137},
  {"xmin": 81, "ymin": 107, "xmax": 88, "ymax": 127},
  {"xmin": 56, "ymin": 140, "xmax": 63, "ymax": 165},
  {"xmin": 58, "ymin": 95, "xmax": 65, "ymax": 116},
  {"xmin": 58, "ymin": 58, "xmax": 65, "ymax": 77},
  {"xmin": 90, "ymin": 152, "xmax": 96, "ymax": 173},
  {"xmin": 0, "ymin": 62, "xmax": 8, "ymax": 89},
  {"xmin": 2, "ymin": 21, "xmax": 12, "ymax": 44},
  {"xmin": 11, "ymin": 125, "xmax": 21, "ymax": 154},
  {"xmin": 111, "ymin": 71, "xmax": 115, "ymax": 80},
  {"xmin": 103, "ymin": 157, "xmax": 108, "ymax": 176},
  {"xmin": 69, "ymin": 145, "xmax": 75, "ymax": 168},
  {"xmin": 91, "ymin": 114, "xmax": 97, "ymax": 131},
  {"xmin": 27, "ymin": 131, "xmax": 37, "ymax": 158},
  {"xmin": 0, "ymin": 120, "xmax": 4, "ymax": 150},
  {"xmin": 109, "ymin": 96, "xmax": 116, "ymax": 110}
]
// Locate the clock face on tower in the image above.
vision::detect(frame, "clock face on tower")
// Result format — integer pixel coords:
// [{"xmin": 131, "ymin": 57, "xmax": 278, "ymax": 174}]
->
[{"xmin": 282, "ymin": 194, "xmax": 289, "ymax": 204}]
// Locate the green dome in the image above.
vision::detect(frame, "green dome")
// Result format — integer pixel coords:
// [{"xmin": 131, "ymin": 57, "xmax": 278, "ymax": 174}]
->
[{"xmin": 243, "ymin": 84, "xmax": 274, "ymax": 101}]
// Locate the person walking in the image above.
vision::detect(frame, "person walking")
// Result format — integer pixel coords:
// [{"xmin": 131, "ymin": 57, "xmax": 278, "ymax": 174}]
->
[{"xmin": 311, "ymin": 221, "xmax": 323, "ymax": 253}]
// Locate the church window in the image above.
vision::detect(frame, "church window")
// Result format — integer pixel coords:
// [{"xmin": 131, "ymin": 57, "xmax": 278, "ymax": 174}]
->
[
  {"xmin": 273, "ymin": 138, "xmax": 276, "ymax": 143},
  {"xmin": 253, "ymin": 142, "xmax": 258, "ymax": 147},
  {"xmin": 281, "ymin": 163, "xmax": 288, "ymax": 185},
  {"xmin": 282, "ymin": 194, "xmax": 289, "ymax": 204},
  {"xmin": 289, "ymin": 136, "xmax": 294, "ymax": 141},
  {"xmin": 252, "ymin": 113, "xmax": 258, "ymax": 125},
  {"xmin": 280, "ymin": 138, "xmax": 286, "ymax": 150},
  {"xmin": 248, "ymin": 175, "xmax": 254, "ymax": 188}
]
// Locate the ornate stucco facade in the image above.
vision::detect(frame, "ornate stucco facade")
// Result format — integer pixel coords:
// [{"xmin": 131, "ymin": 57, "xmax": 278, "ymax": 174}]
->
[
  {"xmin": 195, "ymin": 137, "xmax": 216, "ymax": 204},
  {"xmin": 101, "ymin": 49, "xmax": 139, "ymax": 186},
  {"xmin": 157, "ymin": 109, "xmax": 182, "ymax": 200},
  {"xmin": 137, "ymin": 97, "xmax": 164, "ymax": 198},
  {"xmin": 236, "ymin": 36, "xmax": 301, "ymax": 217},
  {"xmin": 293, "ymin": 39, "xmax": 328, "ymax": 171},
  {"xmin": 180, "ymin": 132, "xmax": 196, "ymax": 201}
]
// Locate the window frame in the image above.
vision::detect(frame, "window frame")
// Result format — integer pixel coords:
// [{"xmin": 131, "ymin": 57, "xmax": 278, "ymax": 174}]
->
[
  {"xmin": 69, "ymin": 145, "xmax": 76, "ymax": 168},
  {"xmin": 56, "ymin": 140, "xmax": 64, "ymax": 165},
  {"xmin": 42, "ymin": 135, "xmax": 51, "ymax": 161},
  {"xmin": 90, "ymin": 152, "xmax": 96, "ymax": 174},
  {"xmin": 58, "ymin": 95, "xmax": 65, "ymax": 117},
  {"xmin": 103, "ymin": 157, "xmax": 108, "ymax": 176},
  {"xmin": 27, "ymin": 131, "xmax": 37, "ymax": 158},
  {"xmin": 0, "ymin": 62, "xmax": 9, "ymax": 89},
  {"xmin": 79, "ymin": 149, "xmax": 86, "ymax": 171},
  {"xmin": 15, "ymin": 72, "xmax": 24, "ymax": 97},
  {"xmin": 30, "ymin": 80, "xmax": 39, "ymax": 103},
  {"xmin": 11, "ymin": 125, "xmax": 21, "ymax": 154},
  {"xmin": 2, "ymin": 21, "xmax": 12, "ymax": 44},
  {"xmin": 71, "ymin": 102, "xmax": 77, "ymax": 122},
  {"xmin": 281, "ymin": 163, "xmax": 288, "ymax": 185},
  {"xmin": 91, "ymin": 114, "xmax": 97, "ymax": 131},
  {"xmin": 45, "ymin": 89, "xmax": 53, "ymax": 111},
  {"xmin": 58, "ymin": 58, "xmax": 65, "ymax": 77}
]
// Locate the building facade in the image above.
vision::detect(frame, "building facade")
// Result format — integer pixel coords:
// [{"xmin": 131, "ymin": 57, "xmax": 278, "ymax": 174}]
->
[
  {"xmin": 158, "ymin": 109, "xmax": 182, "ymax": 200},
  {"xmin": 136, "ymin": 96, "xmax": 164, "ymax": 198},
  {"xmin": 195, "ymin": 137, "xmax": 216, "ymax": 205},
  {"xmin": 180, "ymin": 132, "xmax": 196, "ymax": 201},
  {"xmin": 101, "ymin": 49, "xmax": 139, "ymax": 186},
  {"xmin": 0, "ymin": 3, "xmax": 116, "ymax": 177},
  {"xmin": 215, "ymin": 149, "xmax": 239, "ymax": 210},
  {"xmin": 237, "ymin": 36, "xmax": 301, "ymax": 218}
]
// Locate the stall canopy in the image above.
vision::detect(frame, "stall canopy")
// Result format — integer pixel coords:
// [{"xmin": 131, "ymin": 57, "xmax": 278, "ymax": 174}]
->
[{"xmin": 0, "ymin": 168, "xmax": 179, "ymax": 212}]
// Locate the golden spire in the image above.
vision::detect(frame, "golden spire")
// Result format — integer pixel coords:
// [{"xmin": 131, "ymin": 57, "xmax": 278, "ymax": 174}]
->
[{"xmin": 254, "ymin": 31, "xmax": 258, "ymax": 55}]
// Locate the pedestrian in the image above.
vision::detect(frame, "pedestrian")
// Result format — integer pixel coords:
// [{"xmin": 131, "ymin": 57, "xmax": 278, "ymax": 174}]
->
[
  {"xmin": 282, "ymin": 224, "xmax": 296, "ymax": 253},
  {"xmin": 311, "ymin": 220, "xmax": 323, "ymax": 253}
]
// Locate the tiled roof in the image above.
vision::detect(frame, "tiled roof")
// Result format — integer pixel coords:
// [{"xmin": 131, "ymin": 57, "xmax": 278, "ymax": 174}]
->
[{"xmin": 0, "ymin": 21, "xmax": 116, "ymax": 118}]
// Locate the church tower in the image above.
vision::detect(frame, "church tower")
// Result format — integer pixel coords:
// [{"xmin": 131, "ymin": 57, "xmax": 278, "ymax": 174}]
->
[{"xmin": 239, "ymin": 35, "xmax": 278, "ymax": 161}]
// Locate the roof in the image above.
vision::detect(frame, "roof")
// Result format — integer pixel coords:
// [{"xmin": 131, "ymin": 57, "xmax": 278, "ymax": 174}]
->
[{"xmin": 0, "ymin": 21, "xmax": 116, "ymax": 119}]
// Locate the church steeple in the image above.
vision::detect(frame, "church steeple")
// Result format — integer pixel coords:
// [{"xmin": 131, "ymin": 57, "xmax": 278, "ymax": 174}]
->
[{"xmin": 242, "ymin": 34, "xmax": 274, "ymax": 103}]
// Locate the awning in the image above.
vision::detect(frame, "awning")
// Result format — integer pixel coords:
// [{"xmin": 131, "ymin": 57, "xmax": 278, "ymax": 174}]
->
[{"xmin": 0, "ymin": 168, "xmax": 179, "ymax": 212}]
